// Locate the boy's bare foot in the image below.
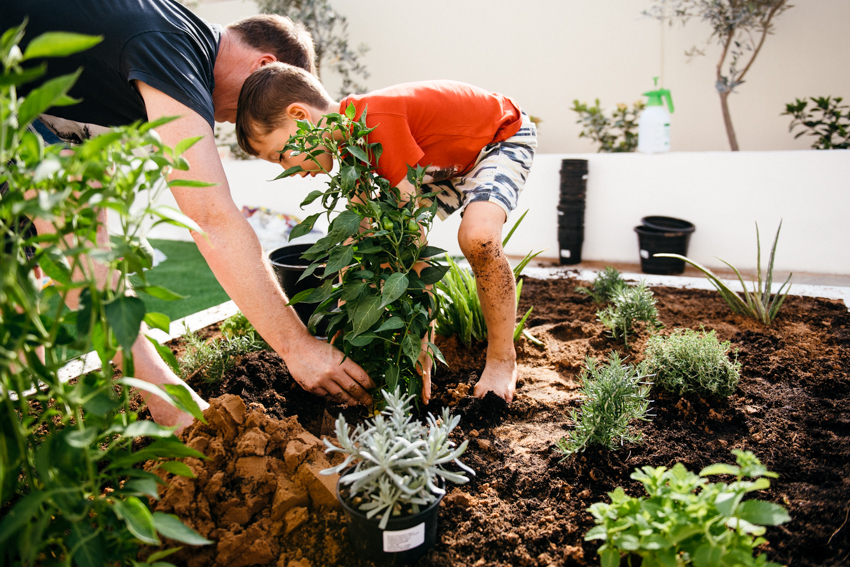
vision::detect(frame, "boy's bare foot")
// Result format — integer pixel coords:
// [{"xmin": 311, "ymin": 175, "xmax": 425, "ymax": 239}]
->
[{"xmin": 473, "ymin": 358, "xmax": 518, "ymax": 403}]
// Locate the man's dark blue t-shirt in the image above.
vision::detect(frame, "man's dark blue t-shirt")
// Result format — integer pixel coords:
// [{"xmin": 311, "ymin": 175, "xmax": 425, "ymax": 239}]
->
[{"xmin": 1, "ymin": 0, "xmax": 221, "ymax": 139}]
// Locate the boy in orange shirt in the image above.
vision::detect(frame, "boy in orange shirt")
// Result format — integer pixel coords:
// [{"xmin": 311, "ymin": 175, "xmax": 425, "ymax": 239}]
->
[{"xmin": 235, "ymin": 62, "xmax": 536, "ymax": 404}]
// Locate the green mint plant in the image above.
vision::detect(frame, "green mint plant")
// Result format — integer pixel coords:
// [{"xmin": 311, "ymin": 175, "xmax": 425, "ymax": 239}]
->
[
  {"xmin": 1, "ymin": 24, "xmax": 211, "ymax": 564},
  {"xmin": 279, "ymin": 106, "xmax": 448, "ymax": 399},
  {"xmin": 782, "ymin": 96, "xmax": 850, "ymax": 150},
  {"xmin": 656, "ymin": 222, "xmax": 792, "ymax": 325},
  {"xmin": 556, "ymin": 352, "xmax": 652, "ymax": 458},
  {"xmin": 643, "ymin": 328, "xmax": 741, "ymax": 397},
  {"xmin": 586, "ymin": 450, "xmax": 790, "ymax": 567},
  {"xmin": 576, "ymin": 266, "xmax": 628, "ymax": 304},
  {"xmin": 597, "ymin": 280, "xmax": 662, "ymax": 347},
  {"xmin": 321, "ymin": 388, "xmax": 473, "ymax": 529},
  {"xmin": 571, "ymin": 99, "xmax": 645, "ymax": 153},
  {"xmin": 434, "ymin": 210, "xmax": 543, "ymax": 347}
]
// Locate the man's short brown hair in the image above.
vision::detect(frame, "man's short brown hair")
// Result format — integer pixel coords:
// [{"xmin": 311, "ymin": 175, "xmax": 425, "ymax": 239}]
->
[
  {"xmin": 227, "ymin": 15, "xmax": 316, "ymax": 74},
  {"xmin": 236, "ymin": 62, "xmax": 334, "ymax": 156}
]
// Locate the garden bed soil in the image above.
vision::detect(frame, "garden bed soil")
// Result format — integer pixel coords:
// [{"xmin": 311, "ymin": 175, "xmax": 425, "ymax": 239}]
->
[{"xmin": 148, "ymin": 275, "xmax": 850, "ymax": 567}]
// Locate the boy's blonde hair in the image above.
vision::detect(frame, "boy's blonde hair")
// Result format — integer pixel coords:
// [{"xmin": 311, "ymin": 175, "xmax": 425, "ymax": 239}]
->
[{"xmin": 236, "ymin": 62, "xmax": 333, "ymax": 156}]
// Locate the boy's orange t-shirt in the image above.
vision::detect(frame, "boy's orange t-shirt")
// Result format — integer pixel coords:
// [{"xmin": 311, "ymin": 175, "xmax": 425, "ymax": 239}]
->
[{"xmin": 339, "ymin": 80, "xmax": 522, "ymax": 187}]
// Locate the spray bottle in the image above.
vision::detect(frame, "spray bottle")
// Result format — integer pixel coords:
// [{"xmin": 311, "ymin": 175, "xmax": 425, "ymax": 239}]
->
[{"xmin": 637, "ymin": 77, "xmax": 674, "ymax": 154}]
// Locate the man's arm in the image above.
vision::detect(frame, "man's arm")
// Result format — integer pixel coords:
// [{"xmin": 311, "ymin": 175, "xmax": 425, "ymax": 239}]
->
[{"xmin": 136, "ymin": 81, "xmax": 374, "ymax": 404}]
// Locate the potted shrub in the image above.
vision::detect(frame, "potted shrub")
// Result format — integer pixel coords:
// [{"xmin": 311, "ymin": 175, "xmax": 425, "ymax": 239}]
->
[{"xmin": 321, "ymin": 388, "xmax": 473, "ymax": 563}]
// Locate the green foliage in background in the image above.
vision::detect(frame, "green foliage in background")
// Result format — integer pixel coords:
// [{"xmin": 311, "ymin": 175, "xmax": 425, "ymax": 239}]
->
[
  {"xmin": 783, "ymin": 96, "xmax": 850, "ymax": 150},
  {"xmin": 656, "ymin": 222, "xmax": 792, "ymax": 325},
  {"xmin": 586, "ymin": 450, "xmax": 790, "ymax": 567},
  {"xmin": 571, "ymin": 99, "xmax": 644, "ymax": 153},
  {"xmin": 576, "ymin": 266, "xmax": 628, "ymax": 304},
  {"xmin": 643, "ymin": 328, "xmax": 741, "ymax": 398},
  {"xmin": 281, "ymin": 105, "xmax": 447, "ymax": 400},
  {"xmin": 0, "ymin": 23, "xmax": 210, "ymax": 565},
  {"xmin": 556, "ymin": 352, "xmax": 652, "ymax": 458},
  {"xmin": 434, "ymin": 210, "xmax": 543, "ymax": 347},
  {"xmin": 597, "ymin": 280, "xmax": 662, "ymax": 347}
]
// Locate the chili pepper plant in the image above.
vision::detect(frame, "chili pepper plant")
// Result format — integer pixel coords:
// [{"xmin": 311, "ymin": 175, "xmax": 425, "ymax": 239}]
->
[
  {"xmin": 280, "ymin": 105, "xmax": 449, "ymax": 399},
  {"xmin": 1, "ymin": 24, "xmax": 211, "ymax": 565}
]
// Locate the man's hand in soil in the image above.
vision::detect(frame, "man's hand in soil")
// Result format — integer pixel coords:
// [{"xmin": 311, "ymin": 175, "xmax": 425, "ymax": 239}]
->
[{"xmin": 287, "ymin": 333, "xmax": 375, "ymax": 405}]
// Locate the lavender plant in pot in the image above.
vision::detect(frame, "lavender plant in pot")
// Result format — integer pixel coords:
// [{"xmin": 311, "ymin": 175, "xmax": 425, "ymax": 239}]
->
[{"xmin": 321, "ymin": 388, "xmax": 473, "ymax": 563}]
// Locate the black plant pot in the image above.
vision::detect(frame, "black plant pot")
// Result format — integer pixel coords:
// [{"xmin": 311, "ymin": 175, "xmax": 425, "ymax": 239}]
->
[
  {"xmin": 634, "ymin": 218, "xmax": 695, "ymax": 275},
  {"xmin": 558, "ymin": 227, "xmax": 584, "ymax": 265},
  {"xmin": 269, "ymin": 243, "xmax": 326, "ymax": 335},
  {"xmin": 337, "ymin": 476, "xmax": 444, "ymax": 565}
]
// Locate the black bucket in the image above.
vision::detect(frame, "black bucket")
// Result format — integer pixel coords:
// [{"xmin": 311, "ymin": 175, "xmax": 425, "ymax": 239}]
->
[
  {"xmin": 337, "ymin": 477, "xmax": 444, "ymax": 564},
  {"xmin": 269, "ymin": 243, "xmax": 323, "ymax": 331},
  {"xmin": 558, "ymin": 228, "xmax": 584, "ymax": 265},
  {"xmin": 634, "ymin": 217, "xmax": 695, "ymax": 275}
]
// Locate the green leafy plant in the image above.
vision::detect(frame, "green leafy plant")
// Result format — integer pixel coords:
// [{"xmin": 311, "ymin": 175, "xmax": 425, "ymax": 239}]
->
[
  {"xmin": 644, "ymin": 328, "xmax": 741, "ymax": 397},
  {"xmin": 556, "ymin": 352, "xmax": 652, "ymax": 458},
  {"xmin": 179, "ymin": 329, "xmax": 267, "ymax": 385},
  {"xmin": 586, "ymin": 450, "xmax": 790, "ymax": 567},
  {"xmin": 645, "ymin": 0, "xmax": 791, "ymax": 151},
  {"xmin": 576, "ymin": 266, "xmax": 628, "ymax": 304},
  {"xmin": 220, "ymin": 310, "xmax": 270, "ymax": 347},
  {"xmin": 782, "ymin": 96, "xmax": 850, "ymax": 150},
  {"xmin": 281, "ymin": 106, "xmax": 447, "ymax": 399},
  {"xmin": 597, "ymin": 280, "xmax": 662, "ymax": 347},
  {"xmin": 256, "ymin": 0, "xmax": 369, "ymax": 97},
  {"xmin": 656, "ymin": 222, "xmax": 792, "ymax": 325},
  {"xmin": 1, "ymin": 23, "xmax": 211, "ymax": 565},
  {"xmin": 434, "ymin": 210, "xmax": 543, "ymax": 347},
  {"xmin": 320, "ymin": 388, "xmax": 473, "ymax": 529},
  {"xmin": 571, "ymin": 99, "xmax": 645, "ymax": 153}
]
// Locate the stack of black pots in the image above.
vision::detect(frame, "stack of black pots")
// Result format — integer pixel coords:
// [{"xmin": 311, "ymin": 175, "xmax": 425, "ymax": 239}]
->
[{"xmin": 558, "ymin": 159, "xmax": 587, "ymax": 264}]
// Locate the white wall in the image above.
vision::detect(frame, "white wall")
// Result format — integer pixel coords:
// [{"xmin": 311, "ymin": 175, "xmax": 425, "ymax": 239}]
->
[
  {"xmin": 144, "ymin": 149, "xmax": 850, "ymax": 275},
  {"xmin": 192, "ymin": 0, "xmax": 850, "ymax": 154}
]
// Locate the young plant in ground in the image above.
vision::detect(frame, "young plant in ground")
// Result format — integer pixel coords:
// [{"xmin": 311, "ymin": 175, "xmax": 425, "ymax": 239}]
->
[
  {"xmin": 556, "ymin": 352, "xmax": 652, "ymax": 458},
  {"xmin": 644, "ymin": 328, "xmax": 741, "ymax": 397},
  {"xmin": 280, "ymin": 106, "xmax": 448, "ymax": 399},
  {"xmin": 597, "ymin": 280, "xmax": 662, "ymax": 347},
  {"xmin": 434, "ymin": 210, "xmax": 543, "ymax": 347},
  {"xmin": 220, "ymin": 310, "xmax": 270, "ymax": 348},
  {"xmin": 586, "ymin": 450, "xmax": 790, "ymax": 567},
  {"xmin": 179, "ymin": 329, "xmax": 267, "ymax": 385},
  {"xmin": 782, "ymin": 96, "xmax": 850, "ymax": 150},
  {"xmin": 656, "ymin": 222, "xmax": 792, "ymax": 325},
  {"xmin": 571, "ymin": 99, "xmax": 645, "ymax": 152},
  {"xmin": 576, "ymin": 266, "xmax": 628, "ymax": 304},
  {"xmin": 321, "ymin": 388, "xmax": 473, "ymax": 529},
  {"xmin": 0, "ymin": 24, "xmax": 210, "ymax": 564}
]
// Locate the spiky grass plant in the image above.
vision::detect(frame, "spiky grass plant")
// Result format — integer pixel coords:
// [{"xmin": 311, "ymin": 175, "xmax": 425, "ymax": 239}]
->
[
  {"xmin": 321, "ymin": 388, "xmax": 474, "ymax": 529},
  {"xmin": 178, "ymin": 330, "xmax": 266, "ymax": 385},
  {"xmin": 556, "ymin": 352, "xmax": 653, "ymax": 458},
  {"xmin": 597, "ymin": 280, "xmax": 662, "ymax": 347},
  {"xmin": 643, "ymin": 328, "xmax": 741, "ymax": 398},
  {"xmin": 576, "ymin": 266, "xmax": 627, "ymax": 303},
  {"xmin": 434, "ymin": 210, "xmax": 543, "ymax": 346},
  {"xmin": 656, "ymin": 222, "xmax": 792, "ymax": 325}
]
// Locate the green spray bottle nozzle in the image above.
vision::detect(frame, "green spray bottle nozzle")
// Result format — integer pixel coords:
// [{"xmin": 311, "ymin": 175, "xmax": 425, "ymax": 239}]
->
[{"xmin": 643, "ymin": 77, "xmax": 674, "ymax": 113}]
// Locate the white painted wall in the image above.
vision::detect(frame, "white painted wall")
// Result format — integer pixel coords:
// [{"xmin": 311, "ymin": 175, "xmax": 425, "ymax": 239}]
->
[
  {"xmin": 144, "ymin": 149, "xmax": 850, "ymax": 275},
  {"xmin": 192, "ymin": 0, "xmax": 850, "ymax": 154}
]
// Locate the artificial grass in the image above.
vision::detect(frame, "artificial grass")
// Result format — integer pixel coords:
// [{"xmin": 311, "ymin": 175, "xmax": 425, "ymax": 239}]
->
[{"xmin": 130, "ymin": 238, "xmax": 230, "ymax": 323}]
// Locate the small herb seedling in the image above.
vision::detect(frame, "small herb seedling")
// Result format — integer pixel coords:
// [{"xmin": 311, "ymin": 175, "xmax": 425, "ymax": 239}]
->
[{"xmin": 597, "ymin": 279, "xmax": 662, "ymax": 347}]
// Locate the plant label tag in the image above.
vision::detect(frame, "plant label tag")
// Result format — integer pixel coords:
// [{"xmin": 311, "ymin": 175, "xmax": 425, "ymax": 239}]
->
[
  {"xmin": 560, "ymin": 249, "xmax": 571, "ymax": 258},
  {"xmin": 640, "ymin": 249, "xmax": 649, "ymax": 259},
  {"xmin": 383, "ymin": 522, "xmax": 425, "ymax": 552}
]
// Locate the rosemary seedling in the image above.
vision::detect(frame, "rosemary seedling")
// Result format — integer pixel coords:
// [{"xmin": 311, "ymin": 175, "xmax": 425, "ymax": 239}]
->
[
  {"xmin": 597, "ymin": 280, "xmax": 662, "ymax": 347},
  {"xmin": 576, "ymin": 266, "xmax": 627, "ymax": 303}
]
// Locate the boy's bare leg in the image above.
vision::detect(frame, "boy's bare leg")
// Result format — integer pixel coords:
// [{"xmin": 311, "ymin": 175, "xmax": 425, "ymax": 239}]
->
[{"xmin": 458, "ymin": 202, "xmax": 518, "ymax": 402}]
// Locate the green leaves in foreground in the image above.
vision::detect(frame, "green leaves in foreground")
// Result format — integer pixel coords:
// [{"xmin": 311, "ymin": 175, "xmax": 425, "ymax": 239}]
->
[
  {"xmin": 585, "ymin": 450, "xmax": 790, "ymax": 567},
  {"xmin": 656, "ymin": 222, "xmax": 792, "ymax": 325}
]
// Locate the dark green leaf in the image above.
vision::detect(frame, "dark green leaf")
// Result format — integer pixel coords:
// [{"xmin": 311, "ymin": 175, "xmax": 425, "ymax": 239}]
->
[
  {"xmin": 147, "ymin": 336, "xmax": 180, "ymax": 374},
  {"xmin": 113, "ymin": 497, "xmax": 159, "ymax": 545},
  {"xmin": 379, "ymin": 272, "xmax": 408, "ymax": 309},
  {"xmin": 289, "ymin": 213, "xmax": 320, "ymax": 241},
  {"xmin": 349, "ymin": 293, "xmax": 383, "ymax": 337},
  {"xmin": 385, "ymin": 365, "xmax": 399, "ymax": 392},
  {"xmin": 69, "ymin": 523, "xmax": 105, "ymax": 567},
  {"xmin": 324, "ymin": 245, "xmax": 355, "ymax": 275},
  {"xmin": 347, "ymin": 146, "xmax": 370, "ymax": 164},
  {"xmin": 300, "ymin": 190, "xmax": 324, "ymax": 207},
  {"xmin": 737, "ymin": 500, "xmax": 790, "ymax": 526},
  {"xmin": 402, "ymin": 333, "xmax": 421, "ymax": 366},
  {"xmin": 124, "ymin": 478, "xmax": 162, "ymax": 501},
  {"xmin": 65, "ymin": 428, "xmax": 98, "ymax": 448},
  {"xmin": 347, "ymin": 333, "xmax": 377, "ymax": 347},
  {"xmin": 376, "ymin": 317, "xmax": 405, "ymax": 333},
  {"xmin": 418, "ymin": 246, "xmax": 446, "ymax": 258},
  {"xmin": 153, "ymin": 512, "xmax": 213, "ymax": 545},
  {"xmin": 331, "ymin": 209, "xmax": 361, "ymax": 239},
  {"xmin": 0, "ymin": 491, "xmax": 49, "ymax": 545},
  {"xmin": 0, "ymin": 64, "xmax": 46, "ymax": 87},
  {"xmin": 419, "ymin": 265, "xmax": 450, "ymax": 285},
  {"xmin": 273, "ymin": 165, "xmax": 304, "ymax": 180},
  {"xmin": 162, "ymin": 384, "xmax": 208, "ymax": 425},
  {"xmin": 124, "ymin": 421, "xmax": 175, "ymax": 439},
  {"xmin": 105, "ymin": 296, "xmax": 146, "ymax": 352},
  {"xmin": 426, "ymin": 341, "xmax": 447, "ymax": 366},
  {"xmin": 38, "ymin": 247, "xmax": 71, "ymax": 284}
]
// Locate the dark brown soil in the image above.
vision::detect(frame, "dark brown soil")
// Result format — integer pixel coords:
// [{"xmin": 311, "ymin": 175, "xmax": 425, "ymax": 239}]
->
[{"xmin": 153, "ymin": 275, "xmax": 849, "ymax": 567}]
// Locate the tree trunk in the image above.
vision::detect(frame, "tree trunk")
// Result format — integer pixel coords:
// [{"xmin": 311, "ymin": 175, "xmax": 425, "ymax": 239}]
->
[{"xmin": 719, "ymin": 91, "xmax": 739, "ymax": 151}]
